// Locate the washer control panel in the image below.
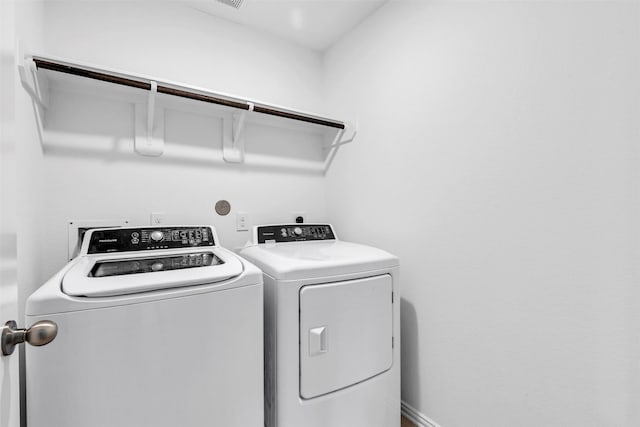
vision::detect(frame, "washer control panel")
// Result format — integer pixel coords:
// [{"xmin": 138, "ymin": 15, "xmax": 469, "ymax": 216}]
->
[
  {"xmin": 87, "ymin": 226, "xmax": 215, "ymax": 254},
  {"xmin": 257, "ymin": 224, "xmax": 335, "ymax": 244}
]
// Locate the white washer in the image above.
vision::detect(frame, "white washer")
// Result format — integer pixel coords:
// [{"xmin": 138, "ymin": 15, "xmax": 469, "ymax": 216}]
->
[
  {"xmin": 239, "ymin": 224, "xmax": 400, "ymax": 427},
  {"xmin": 26, "ymin": 225, "xmax": 263, "ymax": 427}
]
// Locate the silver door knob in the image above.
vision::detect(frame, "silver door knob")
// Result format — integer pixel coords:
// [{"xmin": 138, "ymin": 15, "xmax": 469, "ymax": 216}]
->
[{"xmin": 1, "ymin": 320, "xmax": 58, "ymax": 356}]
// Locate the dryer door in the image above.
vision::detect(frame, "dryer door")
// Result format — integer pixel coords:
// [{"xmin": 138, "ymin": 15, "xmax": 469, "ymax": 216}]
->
[{"xmin": 299, "ymin": 274, "xmax": 393, "ymax": 399}]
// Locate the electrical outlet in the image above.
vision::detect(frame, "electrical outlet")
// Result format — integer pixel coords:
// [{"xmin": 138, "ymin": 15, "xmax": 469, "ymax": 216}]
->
[
  {"xmin": 150, "ymin": 212, "xmax": 165, "ymax": 225},
  {"xmin": 236, "ymin": 212, "xmax": 249, "ymax": 231}
]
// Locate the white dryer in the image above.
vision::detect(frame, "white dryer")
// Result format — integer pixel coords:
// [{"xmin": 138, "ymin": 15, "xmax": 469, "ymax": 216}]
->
[
  {"xmin": 26, "ymin": 225, "xmax": 263, "ymax": 427},
  {"xmin": 239, "ymin": 224, "xmax": 400, "ymax": 427}
]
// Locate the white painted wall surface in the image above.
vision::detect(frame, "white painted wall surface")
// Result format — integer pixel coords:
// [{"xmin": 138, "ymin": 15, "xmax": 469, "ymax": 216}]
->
[
  {"xmin": 324, "ymin": 1, "xmax": 640, "ymax": 426},
  {"xmin": 17, "ymin": 0, "xmax": 329, "ymax": 299}
]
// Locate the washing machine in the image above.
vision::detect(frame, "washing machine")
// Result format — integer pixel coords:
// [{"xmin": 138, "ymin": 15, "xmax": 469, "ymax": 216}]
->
[
  {"xmin": 25, "ymin": 225, "xmax": 263, "ymax": 427},
  {"xmin": 239, "ymin": 224, "xmax": 400, "ymax": 427}
]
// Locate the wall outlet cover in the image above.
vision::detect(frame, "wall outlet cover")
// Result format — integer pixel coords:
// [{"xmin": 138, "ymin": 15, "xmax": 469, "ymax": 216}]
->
[
  {"xmin": 236, "ymin": 212, "xmax": 249, "ymax": 231},
  {"xmin": 150, "ymin": 212, "xmax": 166, "ymax": 225}
]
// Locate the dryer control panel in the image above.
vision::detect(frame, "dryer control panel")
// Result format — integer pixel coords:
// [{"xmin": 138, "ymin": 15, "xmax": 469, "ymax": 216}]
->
[
  {"xmin": 87, "ymin": 226, "xmax": 215, "ymax": 254},
  {"xmin": 257, "ymin": 224, "xmax": 335, "ymax": 244}
]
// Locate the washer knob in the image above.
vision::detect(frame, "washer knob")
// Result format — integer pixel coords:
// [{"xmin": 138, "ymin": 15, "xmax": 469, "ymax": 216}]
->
[
  {"xmin": 150, "ymin": 230, "xmax": 164, "ymax": 242},
  {"xmin": 293, "ymin": 227, "xmax": 303, "ymax": 236}
]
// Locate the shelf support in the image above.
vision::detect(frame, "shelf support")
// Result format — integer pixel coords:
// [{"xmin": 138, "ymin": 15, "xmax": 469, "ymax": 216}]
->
[
  {"xmin": 325, "ymin": 128, "xmax": 358, "ymax": 149},
  {"xmin": 224, "ymin": 102, "xmax": 253, "ymax": 164},
  {"xmin": 18, "ymin": 45, "xmax": 48, "ymax": 147},
  {"xmin": 147, "ymin": 81, "xmax": 157, "ymax": 141},
  {"xmin": 19, "ymin": 57, "xmax": 47, "ymax": 110},
  {"xmin": 323, "ymin": 121, "xmax": 358, "ymax": 174},
  {"xmin": 233, "ymin": 102, "xmax": 253, "ymax": 143},
  {"xmin": 134, "ymin": 80, "xmax": 164, "ymax": 156},
  {"xmin": 324, "ymin": 121, "xmax": 357, "ymax": 151}
]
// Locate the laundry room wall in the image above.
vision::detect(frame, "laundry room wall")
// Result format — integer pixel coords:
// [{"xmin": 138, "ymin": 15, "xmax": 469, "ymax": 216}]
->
[
  {"xmin": 323, "ymin": 2, "xmax": 640, "ymax": 427},
  {"xmin": 17, "ymin": 1, "xmax": 330, "ymax": 298}
]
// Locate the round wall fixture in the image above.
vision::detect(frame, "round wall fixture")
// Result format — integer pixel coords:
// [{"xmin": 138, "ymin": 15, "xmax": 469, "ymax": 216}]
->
[{"xmin": 215, "ymin": 200, "xmax": 231, "ymax": 216}]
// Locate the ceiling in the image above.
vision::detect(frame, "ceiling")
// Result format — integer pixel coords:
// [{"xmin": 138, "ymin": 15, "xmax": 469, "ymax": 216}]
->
[{"xmin": 188, "ymin": 0, "xmax": 388, "ymax": 51}]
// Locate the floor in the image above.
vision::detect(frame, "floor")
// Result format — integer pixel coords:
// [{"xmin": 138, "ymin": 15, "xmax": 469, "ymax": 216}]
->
[{"xmin": 401, "ymin": 415, "xmax": 417, "ymax": 427}]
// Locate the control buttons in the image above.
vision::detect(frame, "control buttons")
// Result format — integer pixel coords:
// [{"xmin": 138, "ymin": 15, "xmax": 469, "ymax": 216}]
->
[
  {"xmin": 256, "ymin": 225, "xmax": 335, "ymax": 244},
  {"xmin": 150, "ymin": 230, "xmax": 164, "ymax": 242},
  {"xmin": 131, "ymin": 231, "xmax": 140, "ymax": 245}
]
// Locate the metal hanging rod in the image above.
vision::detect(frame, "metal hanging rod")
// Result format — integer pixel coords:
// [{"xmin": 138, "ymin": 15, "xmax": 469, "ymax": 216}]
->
[
  {"xmin": 252, "ymin": 105, "xmax": 344, "ymax": 129},
  {"xmin": 157, "ymin": 85, "xmax": 249, "ymax": 110},
  {"xmin": 32, "ymin": 57, "xmax": 344, "ymax": 130},
  {"xmin": 33, "ymin": 58, "xmax": 150, "ymax": 90}
]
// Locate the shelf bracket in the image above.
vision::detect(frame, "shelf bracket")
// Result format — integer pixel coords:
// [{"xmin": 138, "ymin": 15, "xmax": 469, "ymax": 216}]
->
[
  {"xmin": 19, "ymin": 57, "xmax": 47, "ymax": 110},
  {"xmin": 147, "ymin": 80, "xmax": 157, "ymax": 141},
  {"xmin": 17, "ymin": 44, "xmax": 48, "ymax": 146},
  {"xmin": 134, "ymin": 80, "xmax": 164, "ymax": 156},
  {"xmin": 224, "ymin": 102, "xmax": 253, "ymax": 164},
  {"xmin": 233, "ymin": 102, "xmax": 253, "ymax": 143},
  {"xmin": 325, "ymin": 121, "xmax": 358, "ymax": 150},
  {"xmin": 323, "ymin": 121, "xmax": 358, "ymax": 174}
]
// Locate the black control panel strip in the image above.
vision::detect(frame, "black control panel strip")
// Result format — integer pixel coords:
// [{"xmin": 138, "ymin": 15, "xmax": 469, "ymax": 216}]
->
[
  {"xmin": 257, "ymin": 224, "xmax": 335, "ymax": 244},
  {"xmin": 88, "ymin": 227, "xmax": 215, "ymax": 254},
  {"xmin": 90, "ymin": 252, "xmax": 221, "ymax": 277}
]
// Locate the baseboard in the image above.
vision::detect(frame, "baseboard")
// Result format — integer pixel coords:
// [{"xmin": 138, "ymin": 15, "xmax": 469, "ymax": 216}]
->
[{"xmin": 401, "ymin": 401, "xmax": 442, "ymax": 427}]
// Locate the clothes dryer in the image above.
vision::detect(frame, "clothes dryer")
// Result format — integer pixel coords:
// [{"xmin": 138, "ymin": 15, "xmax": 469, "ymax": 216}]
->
[
  {"xmin": 239, "ymin": 224, "xmax": 400, "ymax": 427},
  {"xmin": 26, "ymin": 225, "xmax": 263, "ymax": 427}
]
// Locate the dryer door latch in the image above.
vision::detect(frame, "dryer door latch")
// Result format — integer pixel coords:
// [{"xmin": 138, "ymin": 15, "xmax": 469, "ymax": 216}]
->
[{"xmin": 309, "ymin": 326, "xmax": 328, "ymax": 357}]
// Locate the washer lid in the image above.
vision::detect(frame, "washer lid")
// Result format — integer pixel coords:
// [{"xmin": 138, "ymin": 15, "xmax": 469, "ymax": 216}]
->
[
  {"xmin": 239, "ymin": 240, "xmax": 398, "ymax": 281},
  {"xmin": 62, "ymin": 247, "xmax": 244, "ymax": 297}
]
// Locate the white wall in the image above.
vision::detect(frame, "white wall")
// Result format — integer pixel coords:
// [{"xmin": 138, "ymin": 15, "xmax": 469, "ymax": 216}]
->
[
  {"xmin": 324, "ymin": 1, "xmax": 640, "ymax": 426},
  {"xmin": 16, "ymin": 0, "xmax": 330, "ymax": 299}
]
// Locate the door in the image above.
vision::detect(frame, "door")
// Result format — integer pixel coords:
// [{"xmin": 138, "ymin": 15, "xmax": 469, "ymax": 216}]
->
[
  {"xmin": 0, "ymin": 1, "xmax": 20, "ymax": 426},
  {"xmin": 299, "ymin": 275, "xmax": 393, "ymax": 399}
]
